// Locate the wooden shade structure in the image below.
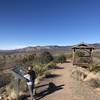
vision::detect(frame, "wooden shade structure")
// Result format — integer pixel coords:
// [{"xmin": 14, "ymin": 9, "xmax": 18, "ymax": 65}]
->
[{"xmin": 72, "ymin": 43, "xmax": 94, "ymax": 66}]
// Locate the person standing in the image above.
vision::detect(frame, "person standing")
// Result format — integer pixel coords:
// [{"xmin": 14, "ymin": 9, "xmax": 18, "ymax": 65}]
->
[{"xmin": 24, "ymin": 66, "xmax": 36, "ymax": 100}]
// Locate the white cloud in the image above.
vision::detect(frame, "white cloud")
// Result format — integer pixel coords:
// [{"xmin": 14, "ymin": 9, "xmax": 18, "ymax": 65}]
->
[{"xmin": 0, "ymin": 45, "xmax": 31, "ymax": 50}]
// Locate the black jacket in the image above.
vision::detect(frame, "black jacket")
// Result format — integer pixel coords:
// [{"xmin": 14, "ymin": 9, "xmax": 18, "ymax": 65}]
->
[{"xmin": 28, "ymin": 70, "xmax": 36, "ymax": 83}]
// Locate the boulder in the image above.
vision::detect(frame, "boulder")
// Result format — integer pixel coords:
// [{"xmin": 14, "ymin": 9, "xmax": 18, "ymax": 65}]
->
[
  {"xmin": 84, "ymin": 72, "xmax": 100, "ymax": 88},
  {"xmin": 71, "ymin": 66, "xmax": 89, "ymax": 81}
]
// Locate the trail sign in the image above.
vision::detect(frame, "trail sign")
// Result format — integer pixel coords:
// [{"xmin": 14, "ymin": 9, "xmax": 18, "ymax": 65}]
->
[
  {"xmin": 9, "ymin": 67, "xmax": 26, "ymax": 100},
  {"xmin": 10, "ymin": 67, "xmax": 26, "ymax": 79}
]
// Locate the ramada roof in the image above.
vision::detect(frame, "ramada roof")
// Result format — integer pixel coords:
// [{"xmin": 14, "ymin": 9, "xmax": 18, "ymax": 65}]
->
[{"xmin": 72, "ymin": 43, "xmax": 95, "ymax": 49}]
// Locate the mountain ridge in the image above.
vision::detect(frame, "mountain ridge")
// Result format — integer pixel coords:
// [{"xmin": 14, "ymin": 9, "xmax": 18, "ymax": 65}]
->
[{"xmin": 0, "ymin": 43, "xmax": 100, "ymax": 55}]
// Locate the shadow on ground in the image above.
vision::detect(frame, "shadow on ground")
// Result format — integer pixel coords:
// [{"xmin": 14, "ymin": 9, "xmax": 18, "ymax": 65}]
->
[
  {"xmin": 45, "ymin": 74, "xmax": 62, "ymax": 79},
  {"xmin": 66, "ymin": 61, "xmax": 71, "ymax": 63},
  {"xmin": 48, "ymin": 66, "xmax": 64, "ymax": 70},
  {"xmin": 36, "ymin": 83, "xmax": 49, "ymax": 89},
  {"xmin": 18, "ymin": 94, "xmax": 30, "ymax": 100},
  {"xmin": 53, "ymin": 66, "xmax": 64, "ymax": 69},
  {"xmin": 18, "ymin": 82, "xmax": 64, "ymax": 100},
  {"xmin": 36, "ymin": 82, "xmax": 64, "ymax": 100}
]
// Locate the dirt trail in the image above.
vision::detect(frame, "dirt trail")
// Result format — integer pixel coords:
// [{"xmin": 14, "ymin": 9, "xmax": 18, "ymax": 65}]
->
[{"xmin": 38, "ymin": 62, "xmax": 100, "ymax": 100}]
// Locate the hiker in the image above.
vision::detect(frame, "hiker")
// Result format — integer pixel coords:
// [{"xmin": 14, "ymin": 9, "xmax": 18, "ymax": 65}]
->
[{"xmin": 24, "ymin": 66, "xmax": 36, "ymax": 100}]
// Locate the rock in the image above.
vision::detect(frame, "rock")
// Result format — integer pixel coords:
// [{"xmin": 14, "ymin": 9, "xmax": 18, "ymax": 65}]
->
[
  {"xmin": 71, "ymin": 66, "xmax": 89, "ymax": 81},
  {"xmin": 84, "ymin": 73, "xmax": 96, "ymax": 81},
  {"xmin": 84, "ymin": 72, "xmax": 100, "ymax": 88},
  {"xmin": 95, "ymin": 88, "xmax": 100, "ymax": 93}
]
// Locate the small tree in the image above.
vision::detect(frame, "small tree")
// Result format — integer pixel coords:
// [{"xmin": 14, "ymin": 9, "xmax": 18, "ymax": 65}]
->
[{"xmin": 40, "ymin": 51, "xmax": 53, "ymax": 64}]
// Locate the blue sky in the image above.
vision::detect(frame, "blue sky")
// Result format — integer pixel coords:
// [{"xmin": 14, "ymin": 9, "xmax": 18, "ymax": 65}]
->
[{"xmin": 0, "ymin": 0, "xmax": 100, "ymax": 50}]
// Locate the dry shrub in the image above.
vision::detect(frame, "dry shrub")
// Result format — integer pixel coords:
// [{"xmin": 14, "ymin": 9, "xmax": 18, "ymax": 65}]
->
[
  {"xmin": 84, "ymin": 72, "xmax": 100, "ymax": 88},
  {"xmin": 33, "ymin": 64, "xmax": 49, "ymax": 77},
  {"xmin": 46, "ymin": 61, "xmax": 56, "ymax": 69},
  {"xmin": 0, "ymin": 73, "xmax": 13, "ymax": 88},
  {"xmin": 89, "ymin": 63, "xmax": 100, "ymax": 72},
  {"xmin": 71, "ymin": 67, "xmax": 89, "ymax": 81},
  {"xmin": 5, "ymin": 79, "xmax": 27, "ymax": 100}
]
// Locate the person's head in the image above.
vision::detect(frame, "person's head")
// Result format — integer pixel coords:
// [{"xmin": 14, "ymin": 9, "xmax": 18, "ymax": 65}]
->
[{"xmin": 27, "ymin": 66, "xmax": 33, "ymax": 71}]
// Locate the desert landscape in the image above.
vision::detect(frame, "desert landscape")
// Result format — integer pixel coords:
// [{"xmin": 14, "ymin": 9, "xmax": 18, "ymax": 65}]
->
[
  {"xmin": 1, "ymin": 43, "xmax": 100, "ymax": 100},
  {"xmin": 0, "ymin": 0, "xmax": 100, "ymax": 100}
]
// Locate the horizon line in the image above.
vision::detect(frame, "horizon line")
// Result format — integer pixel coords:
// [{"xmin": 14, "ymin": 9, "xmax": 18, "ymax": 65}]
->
[{"xmin": 0, "ymin": 42, "xmax": 99, "ymax": 50}]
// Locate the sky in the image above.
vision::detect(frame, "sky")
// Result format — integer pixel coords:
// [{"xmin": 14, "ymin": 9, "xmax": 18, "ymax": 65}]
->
[{"xmin": 0, "ymin": 0, "xmax": 100, "ymax": 50}]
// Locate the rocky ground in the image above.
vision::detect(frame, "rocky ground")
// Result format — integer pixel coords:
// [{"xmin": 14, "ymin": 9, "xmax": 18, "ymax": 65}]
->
[
  {"xmin": 33, "ymin": 62, "xmax": 100, "ymax": 100},
  {"xmin": 1, "ymin": 62, "xmax": 100, "ymax": 100}
]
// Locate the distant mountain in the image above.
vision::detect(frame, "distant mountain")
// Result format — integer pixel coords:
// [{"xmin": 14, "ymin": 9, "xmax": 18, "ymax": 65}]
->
[
  {"xmin": 0, "ymin": 45, "xmax": 71, "ymax": 56},
  {"xmin": 0, "ymin": 43, "xmax": 100, "ymax": 55},
  {"xmin": 91, "ymin": 43, "xmax": 100, "ymax": 49}
]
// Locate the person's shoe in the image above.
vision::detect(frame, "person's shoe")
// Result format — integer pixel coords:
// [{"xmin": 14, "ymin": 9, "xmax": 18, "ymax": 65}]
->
[{"xmin": 32, "ymin": 97, "xmax": 36, "ymax": 100}]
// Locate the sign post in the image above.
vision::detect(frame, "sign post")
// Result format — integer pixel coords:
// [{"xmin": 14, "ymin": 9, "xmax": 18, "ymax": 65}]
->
[{"xmin": 9, "ymin": 67, "xmax": 26, "ymax": 100}]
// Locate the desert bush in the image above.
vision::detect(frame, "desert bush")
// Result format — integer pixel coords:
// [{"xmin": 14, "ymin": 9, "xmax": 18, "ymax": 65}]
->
[
  {"xmin": 0, "ymin": 73, "xmax": 13, "ymax": 88},
  {"xmin": 46, "ymin": 61, "xmax": 57, "ymax": 69},
  {"xmin": 20, "ymin": 54, "xmax": 35, "ymax": 67},
  {"xmin": 54, "ymin": 54, "xmax": 66, "ymax": 63},
  {"xmin": 33, "ymin": 64, "xmax": 48, "ymax": 77},
  {"xmin": 40, "ymin": 51, "xmax": 53, "ymax": 64},
  {"xmin": 89, "ymin": 63, "xmax": 100, "ymax": 72},
  {"xmin": 33, "ymin": 56, "xmax": 42, "ymax": 64},
  {"xmin": 66, "ymin": 53, "xmax": 72, "ymax": 59},
  {"xmin": 33, "ymin": 51, "xmax": 53, "ymax": 64},
  {"xmin": 5, "ymin": 79, "xmax": 27, "ymax": 100}
]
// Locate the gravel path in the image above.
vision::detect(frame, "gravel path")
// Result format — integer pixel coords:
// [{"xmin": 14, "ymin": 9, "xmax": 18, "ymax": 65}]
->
[{"xmin": 36, "ymin": 62, "xmax": 100, "ymax": 100}]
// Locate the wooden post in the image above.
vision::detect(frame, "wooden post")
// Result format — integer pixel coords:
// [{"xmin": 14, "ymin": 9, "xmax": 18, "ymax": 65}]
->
[
  {"xmin": 15, "ymin": 78, "xmax": 20, "ymax": 100},
  {"xmin": 72, "ymin": 49, "xmax": 75, "ymax": 65},
  {"xmin": 90, "ymin": 49, "xmax": 93, "ymax": 63},
  {"xmin": 15, "ymin": 78, "xmax": 18, "ymax": 100}
]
